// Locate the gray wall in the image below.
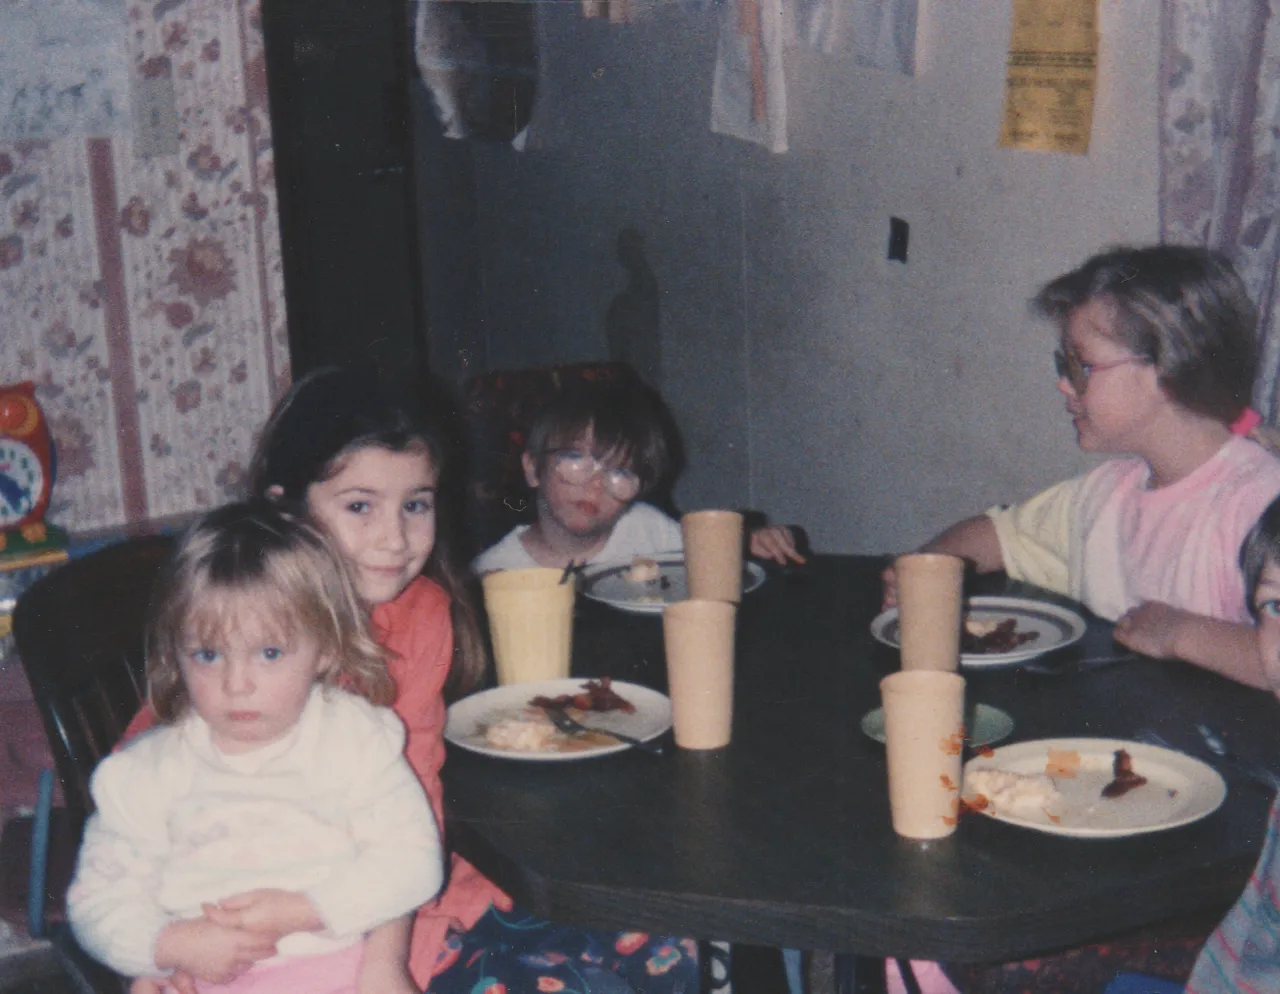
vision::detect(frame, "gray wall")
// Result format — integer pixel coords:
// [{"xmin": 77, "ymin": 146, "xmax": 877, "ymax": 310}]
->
[{"xmin": 416, "ymin": 0, "xmax": 1160, "ymax": 554}]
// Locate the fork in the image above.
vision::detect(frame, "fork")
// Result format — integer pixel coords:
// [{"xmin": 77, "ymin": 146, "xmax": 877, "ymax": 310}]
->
[
  {"xmin": 1195, "ymin": 723, "xmax": 1280, "ymax": 792},
  {"xmin": 1137, "ymin": 727, "xmax": 1280, "ymax": 793},
  {"xmin": 540, "ymin": 704, "xmax": 664, "ymax": 755}
]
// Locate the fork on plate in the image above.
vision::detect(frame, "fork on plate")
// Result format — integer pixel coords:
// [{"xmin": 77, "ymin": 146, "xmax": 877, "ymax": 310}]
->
[
  {"xmin": 1135, "ymin": 727, "xmax": 1280, "ymax": 793},
  {"xmin": 540, "ymin": 703, "xmax": 664, "ymax": 755}
]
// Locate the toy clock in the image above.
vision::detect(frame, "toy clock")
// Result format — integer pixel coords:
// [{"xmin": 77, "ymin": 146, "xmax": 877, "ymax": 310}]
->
[{"xmin": 0, "ymin": 381, "xmax": 56, "ymax": 550}]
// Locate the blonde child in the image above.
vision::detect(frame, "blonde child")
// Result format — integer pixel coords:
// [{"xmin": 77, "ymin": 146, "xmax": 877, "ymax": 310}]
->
[
  {"xmin": 68, "ymin": 500, "xmax": 443, "ymax": 993},
  {"xmin": 129, "ymin": 366, "xmax": 700, "ymax": 994},
  {"xmin": 883, "ymin": 245, "xmax": 1280, "ymax": 689},
  {"xmin": 473, "ymin": 377, "xmax": 804, "ymax": 572}
]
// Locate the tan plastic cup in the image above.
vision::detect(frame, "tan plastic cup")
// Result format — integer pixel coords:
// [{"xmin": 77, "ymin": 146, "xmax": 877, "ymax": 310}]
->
[
  {"xmin": 662, "ymin": 599, "xmax": 736, "ymax": 749},
  {"xmin": 481, "ymin": 568, "xmax": 575, "ymax": 685},
  {"xmin": 895, "ymin": 552, "xmax": 965, "ymax": 671},
  {"xmin": 879, "ymin": 670, "xmax": 966, "ymax": 839},
  {"xmin": 682, "ymin": 510, "xmax": 745, "ymax": 602}
]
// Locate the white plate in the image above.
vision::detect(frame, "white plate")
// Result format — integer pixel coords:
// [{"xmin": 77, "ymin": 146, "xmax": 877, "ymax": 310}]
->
[
  {"xmin": 444, "ymin": 678, "xmax": 672, "ymax": 761},
  {"xmin": 861, "ymin": 703, "xmax": 1015, "ymax": 748},
  {"xmin": 870, "ymin": 595, "xmax": 1087, "ymax": 668},
  {"xmin": 581, "ymin": 555, "xmax": 767, "ymax": 615},
  {"xmin": 962, "ymin": 737, "xmax": 1227, "ymax": 838}
]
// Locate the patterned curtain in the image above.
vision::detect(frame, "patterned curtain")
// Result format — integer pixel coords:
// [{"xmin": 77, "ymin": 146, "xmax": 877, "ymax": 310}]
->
[{"xmin": 1158, "ymin": 0, "xmax": 1280, "ymax": 419}]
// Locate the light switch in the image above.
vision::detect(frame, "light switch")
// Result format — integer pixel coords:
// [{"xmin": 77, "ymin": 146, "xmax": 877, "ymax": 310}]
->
[{"xmin": 888, "ymin": 217, "xmax": 909, "ymax": 263}]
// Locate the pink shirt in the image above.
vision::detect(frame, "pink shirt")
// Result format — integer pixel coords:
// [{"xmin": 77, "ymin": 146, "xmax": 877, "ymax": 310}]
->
[
  {"xmin": 371, "ymin": 577, "xmax": 509, "ymax": 987},
  {"xmin": 991, "ymin": 437, "xmax": 1280, "ymax": 622}
]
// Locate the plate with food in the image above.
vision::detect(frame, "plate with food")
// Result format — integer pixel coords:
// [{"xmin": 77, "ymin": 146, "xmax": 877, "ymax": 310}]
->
[
  {"xmin": 961, "ymin": 737, "xmax": 1226, "ymax": 838},
  {"xmin": 444, "ymin": 677, "xmax": 672, "ymax": 761},
  {"xmin": 869, "ymin": 595, "xmax": 1088, "ymax": 668},
  {"xmin": 860, "ymin": 703, "xmax": 1015, "ymax": 748},
  {"xmin": 580, "ymin": 554, "xmax": 767, "ymax": 615}
]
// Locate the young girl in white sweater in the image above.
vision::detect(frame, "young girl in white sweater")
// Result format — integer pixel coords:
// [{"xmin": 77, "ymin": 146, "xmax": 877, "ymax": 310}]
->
[{"xmin": 67, "ymin": 500, "xmax": 442, "ymax": 993}]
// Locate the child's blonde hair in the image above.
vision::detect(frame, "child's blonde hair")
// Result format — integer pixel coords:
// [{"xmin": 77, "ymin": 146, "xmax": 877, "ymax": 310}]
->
[{"xmin": 147, "ymin": 499, "xmax": 393, "ymax": 722}]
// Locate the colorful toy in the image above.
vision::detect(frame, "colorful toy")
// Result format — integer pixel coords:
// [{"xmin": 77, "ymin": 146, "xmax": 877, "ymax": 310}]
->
[{"xmin": 0, "ymin": 381, "xmax": 60, "ymax": 555}]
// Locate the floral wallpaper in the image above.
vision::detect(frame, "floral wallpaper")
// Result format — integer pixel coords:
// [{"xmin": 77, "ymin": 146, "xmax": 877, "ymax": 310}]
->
[
  {"xmin": 1158, "ymin": 0, "xmax": 1280, "ymax": 420},
  {"xmin": 0, "ymin": 0, "xmax": 288, "ymax": 532}
]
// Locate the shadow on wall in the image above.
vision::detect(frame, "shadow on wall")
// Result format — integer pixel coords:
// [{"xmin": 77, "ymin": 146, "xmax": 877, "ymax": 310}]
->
[{"xmin": 606, "ymin": 226, "xmax": 661, "ymax": 389}]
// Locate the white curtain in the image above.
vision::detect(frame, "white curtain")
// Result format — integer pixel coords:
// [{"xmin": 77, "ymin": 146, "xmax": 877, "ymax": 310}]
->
[{"xmin": 1158, "ymin": 0, "xmax": 1280, "ymax": 418}]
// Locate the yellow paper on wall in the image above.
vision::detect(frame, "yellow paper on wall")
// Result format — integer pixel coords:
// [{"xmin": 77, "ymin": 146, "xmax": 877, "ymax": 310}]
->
[{"xmin": 999, "ymin": 0, "xmax": 1098, "ymax": 155}]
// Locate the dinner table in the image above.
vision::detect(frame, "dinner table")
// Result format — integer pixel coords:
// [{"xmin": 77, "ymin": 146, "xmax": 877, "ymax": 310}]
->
[{"xmin": 441, "ymin": 554, "xmax": 1280, "ymax": 992}]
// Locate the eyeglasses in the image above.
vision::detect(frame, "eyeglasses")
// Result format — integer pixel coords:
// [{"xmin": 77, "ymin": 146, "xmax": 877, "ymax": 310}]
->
[
  {"xmin": 1053, "ymin": 348, "xmax": 1149, "ymax": 396},
  {"xmin": 547, "ymin": 449, "xmax": 642, "ymax": 501}
]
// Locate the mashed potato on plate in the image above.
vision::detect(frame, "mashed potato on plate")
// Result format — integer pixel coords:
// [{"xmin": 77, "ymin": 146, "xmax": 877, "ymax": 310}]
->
[
  {"xmin": 966, "ymin": 768, "xmax": 1063, "ymax": 816},
  {"xmin": 483, "ymin": 709, "xmax": 559, "ymax": 751}
]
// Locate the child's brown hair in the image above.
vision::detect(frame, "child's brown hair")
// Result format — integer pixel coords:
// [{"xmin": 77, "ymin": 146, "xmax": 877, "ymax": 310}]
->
[
  {"xmin": 524, "ymin": 378, "xmax": 680, "ymax": 496},
  {"xmin": 249, "ymin": 365, "xmax": 486, "ymax": 699}
]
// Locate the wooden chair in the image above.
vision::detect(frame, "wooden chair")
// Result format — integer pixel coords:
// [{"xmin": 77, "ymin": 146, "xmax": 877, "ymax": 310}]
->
[{"xmin": 10, "ymin": 534, "xmax": 176, "ymax": 993}]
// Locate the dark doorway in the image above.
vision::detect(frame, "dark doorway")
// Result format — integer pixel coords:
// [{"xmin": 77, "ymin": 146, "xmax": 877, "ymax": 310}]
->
[{"xmin": 261, "ymin": 0, "xmax": 427, "ymax": 390}]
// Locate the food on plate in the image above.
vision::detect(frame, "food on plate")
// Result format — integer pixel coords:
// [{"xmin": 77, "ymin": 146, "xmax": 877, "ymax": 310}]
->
[
  {"xmin": 481, "ymin": 707, "xmax": 618, "ymax": 753},
  {"xmin": 529, "ymin": 677, "xmax": 636, "ymax": 714},
  {"xmin": 962, "ymin": 616, "xmax": 1040, "ymax": 654},
  {"xmin": 628, "ymin": 557, "xmax": 660, "ymax": 584},
  {"xmin": 483, "ymin": 709, "xmax": 559, "ymax": 751},
  {"xmin": 1101, "ymin": 748, "xmax": 1148, "ymax": 799},
  {"xmin": 964, "ymin": 768, "xmax": 1063, "ymax": 817},
  {"xmin": 1045, "ymin": 747, "xmax": 1081, "ymax": 778}
]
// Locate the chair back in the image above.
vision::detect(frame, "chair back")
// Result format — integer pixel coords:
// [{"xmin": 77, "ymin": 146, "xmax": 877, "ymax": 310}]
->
[{"xmin": 12, "ymin": 535, "xmax": 175, "ymax": 831}]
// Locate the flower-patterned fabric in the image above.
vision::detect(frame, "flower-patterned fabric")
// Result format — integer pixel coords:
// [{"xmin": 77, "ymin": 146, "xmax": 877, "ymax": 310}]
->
[
  {"xmin": 0, "ymin": 0, "xmax": 288, "ymax": 532},
  {"xmin": 1158, "ymin": 0, "xmax": 1280, "ymax": 419},
  {"xmin": 427, "ymin": 907, "xmax": 699, "ymax": 994}
]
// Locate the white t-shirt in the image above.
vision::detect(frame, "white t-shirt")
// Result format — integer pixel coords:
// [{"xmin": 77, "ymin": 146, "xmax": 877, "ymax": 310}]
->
[
  {"xmin": 68, "ymin": 687, "xmax": 443, "ymax": 978},
  {"xmin": 472, "ymin": 502, "xmax": 684, "ymax": 574}
]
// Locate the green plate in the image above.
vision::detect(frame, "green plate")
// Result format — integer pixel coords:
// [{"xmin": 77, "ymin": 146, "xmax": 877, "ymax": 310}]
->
[{"xmin": 861, "ymin": 703, "xmax": 1014, "ymax": 748}]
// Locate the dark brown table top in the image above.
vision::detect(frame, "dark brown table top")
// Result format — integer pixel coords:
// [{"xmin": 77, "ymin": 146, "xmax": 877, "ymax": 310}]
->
[{"xmin": 442, "ymin": 555, "xmax": 1280, "ymax": 962}]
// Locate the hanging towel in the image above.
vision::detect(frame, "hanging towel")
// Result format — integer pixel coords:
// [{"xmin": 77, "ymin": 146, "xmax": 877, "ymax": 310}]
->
[{"xmin": 711, "ymin": 0, "xmax": 787, "ymax": 152}]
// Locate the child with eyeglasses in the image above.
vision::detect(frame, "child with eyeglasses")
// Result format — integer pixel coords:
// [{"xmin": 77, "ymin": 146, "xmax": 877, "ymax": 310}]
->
[
  {"xmin": 472, "ymin": 378, "xmax": 804, "ymax": 573},
  {"xmin": 881, "ymin": 244, "xmax": 1280, "ymax": 689}
]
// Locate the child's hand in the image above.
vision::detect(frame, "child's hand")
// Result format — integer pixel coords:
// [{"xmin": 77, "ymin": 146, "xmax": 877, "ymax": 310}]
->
[
  {"xmin": 1112, "ymin": 601, "xmax": 1193, "ymax": 659},
  {"xmin": 201, "ymin": 889, "xmax": 324, "ymax": 942},
  {"xmin": 881, "ymin": 562, "xmax": 899, "ymax": 609},
  {"xmin": 153, "ymin": 917, "xmax": 277, "ymax": 984},
  {"xmin": 748, "ymin": 525, "xmax": 806, "ymax": 565},
  {"xmin": 130, "ymin": 972, "xmax": 197, "ymax": 994}
]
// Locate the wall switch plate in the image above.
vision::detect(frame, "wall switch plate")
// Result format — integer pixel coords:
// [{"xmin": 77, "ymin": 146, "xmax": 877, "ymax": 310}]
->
[
  {"xmin": 131, "ymin": 69, "xmax": 180, "ymax": 158},
  {"xmin": 888, "ymin": 216, "xmax": 909, "ymax": 263}
]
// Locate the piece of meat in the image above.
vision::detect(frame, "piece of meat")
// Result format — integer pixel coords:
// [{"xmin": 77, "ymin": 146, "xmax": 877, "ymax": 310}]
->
[
  {"xmin": 1102, "ymin": 748, "xmax": 1148, "ymax": 799},
  {"xmin": 530, "ymin": 677, "xmax": 636, "ymax": 714}
]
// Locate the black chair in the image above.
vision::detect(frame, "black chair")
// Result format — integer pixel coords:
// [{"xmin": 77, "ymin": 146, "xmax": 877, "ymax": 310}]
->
[{"xmin": 11, "ymin": 534, "xmax": 176, "ymax": 994}]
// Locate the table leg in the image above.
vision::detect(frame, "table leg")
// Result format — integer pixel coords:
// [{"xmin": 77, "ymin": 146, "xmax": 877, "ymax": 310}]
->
[{"xmin": 833, "ymin": 955, "xmax": 887, "ymax": 994}]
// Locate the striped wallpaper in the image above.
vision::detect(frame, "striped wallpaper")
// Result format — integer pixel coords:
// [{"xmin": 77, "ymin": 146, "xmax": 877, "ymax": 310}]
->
[{"xmin": 0, "ymin": 0, "xmax": 288, "ymax": 533}]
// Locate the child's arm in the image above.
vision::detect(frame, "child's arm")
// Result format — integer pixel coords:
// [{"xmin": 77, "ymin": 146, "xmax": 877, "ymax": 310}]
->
[
  {"xmin": 297, "ymin": 704, "xmax": 443, "ymax": 940},
  {"xmin": 882, "ymin": 515, "xmax": 1006, "ymax": 607},
  {"xmin": 68, "ymin": 756, "xmax": 181, "ymax": 978},
  {"xmin": 356, "ymin": 915, "xmax": 418, "ymax": 994},
  {"xmin": 1114, "ymin": 603, "xmax": 1270, "ymax": 689}
]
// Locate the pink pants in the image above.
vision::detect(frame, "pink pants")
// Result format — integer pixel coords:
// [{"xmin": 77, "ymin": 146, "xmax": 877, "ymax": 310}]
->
[{"xmin": 191, "ymin": 942, "xmax": 364, "ymax": 994}]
